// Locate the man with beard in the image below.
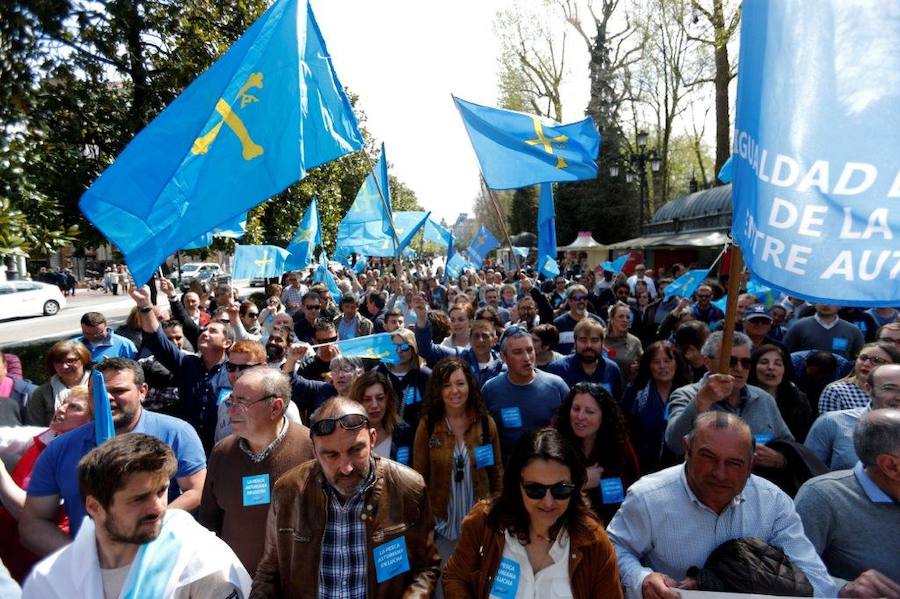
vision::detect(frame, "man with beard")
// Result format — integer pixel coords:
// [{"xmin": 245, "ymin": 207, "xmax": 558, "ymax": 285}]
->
[
  {"xmin": 553, "ymin": 284, "xmax": 606, "ymax": 355},
  {"xmin": 251, "ymin": 397, "xmax": 440, "ymax": 598},
  {"xmin": 21, "ymin": 358, "xmax": 206, "ymax": 557},
  {"xmin": 545, "ymin": 319, "xmax": 623, "ymax": 399},
  {"xmin": 23, "ymin": 434, "xmax": 249, "ymax": 598},
  {"xmin": 264, "ymin": 330, "xmax": 290, "ymax": 369}
]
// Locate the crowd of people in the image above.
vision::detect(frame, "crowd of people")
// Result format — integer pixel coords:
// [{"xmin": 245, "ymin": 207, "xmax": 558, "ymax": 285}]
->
[{"xmin": 0, "ymin": 254, "xmax": 898, "ymax": 598}]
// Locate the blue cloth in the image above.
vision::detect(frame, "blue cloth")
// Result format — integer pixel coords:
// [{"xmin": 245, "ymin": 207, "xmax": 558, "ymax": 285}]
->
[
  {"xmin": 422, "ymin": 217, "xmax": 453, "ymax": 248},
  {"xmin": 453, "ymin": 96, "xmax": 601, "ymax": 190},
  {"xmin": 285, "ymin": 196, "xmax": 322, "ymax": 269},
  {"xmin": 312, "ymin": 253, "xmax": 341, "ymax": 298},
  {"xmin": 336, "ymin": 143, "xmax": 397, "ymax": 253},
  {"xmin": 717, "ymin": 155, "xmax": 733, "ymax": 183},
  {"xmin": 607, "ymin": 464, "xmax": 836, "ymax": 598},
  {"xmin": 467, "ymin": 225, "xmax": 499, "ymax": 268},
  {"xmin": 601, "ymin": 254, "xmax": 630, "ymax": 274},
  {"xmin": 536, "ymin": 183, "xmax": 559, "ymax": 278},
  {"xmin": 76, "ymin": 332, "xmax": 138, "ymax": 362},
  {"xmin": 27, "ymin": 410, "xmax": 206, "ymax": 536},
  {"xmin": 90, "ymin": 370, "xmax": 115, "ymax": 445},
  {"xmin": 339, "ymin": 211, "xmax": 430, "ymax": 258},
  {"xmin": 182, "ymin": 211, "xmax": 248, "ymax": 250},
  {"xmin": 552, "ymin": 312, "xmax": 605, "ymax": 355},
  {"xmin": 232, "ymin": 244, "xmax": 290, "ymax": 280},
  {"xmin": 730, "ymin": 0, "xmax": 900, "ymax": 306},
  {"xmin": 444, "ymin": 252, "xmax": 470, "ymax": 279},
  {"xmin": 79, "ymin": 0, "xmax": 362, "ymax": 286},
  {"xmin": 414, "ymin": 321, "xmax": 506, "ymax": 389},
  {"xmin": 333, "ymin": 332, "xmax": 402, "ymax": 364},
  {"xmin": 544, "ymin": 353, "xmax": 622, "ymax": 398},
  {"xmin": 663, "ymin": 269, "xmax": 709, "ymax": 301},
  {"xmin": 804, "ymin": 405, "xmax": 868, "ymax": 470},
  {"xmin": 482, "ymin": 370, "xmax": 569, "ymax": 461}
]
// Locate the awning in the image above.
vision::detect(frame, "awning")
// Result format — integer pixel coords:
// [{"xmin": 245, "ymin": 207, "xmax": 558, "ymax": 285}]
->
[{"xmin": 606, "ymin": 231, "xmax": 729, "ymax": 250}]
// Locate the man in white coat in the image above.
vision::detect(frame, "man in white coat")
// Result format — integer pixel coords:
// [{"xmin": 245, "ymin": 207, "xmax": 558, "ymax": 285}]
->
[{"xmin": 23, "ymin": 433, "xmax": 250, "ymax": 598}]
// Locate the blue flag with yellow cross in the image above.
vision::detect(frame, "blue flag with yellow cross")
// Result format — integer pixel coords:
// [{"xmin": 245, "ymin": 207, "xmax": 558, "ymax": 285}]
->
[
  {"xmin": 79, "ymin": 0, "xmax": 363, "ymax": 286},
  {"xmin": 232, "ymin": 245, "xmax": 290, "ymax": 280},
  {"xmin": 453, "ymin": 96, "xmax": 601, "ymax": 190}
]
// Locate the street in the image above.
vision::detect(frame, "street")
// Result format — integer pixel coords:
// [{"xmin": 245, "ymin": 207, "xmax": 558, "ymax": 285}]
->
[{"xmin": 0, "ymin": 283, "xmax": 259, "ymax": 348}]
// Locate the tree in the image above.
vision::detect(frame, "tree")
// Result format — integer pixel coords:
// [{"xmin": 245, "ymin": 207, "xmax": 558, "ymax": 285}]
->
[
  {"xmin": 686, "ymin": 0, "xmax": 741, "ymax": 176},
  {"xmin": 508, "ymin": 186, "xmax": 537, "ymax": 235}
]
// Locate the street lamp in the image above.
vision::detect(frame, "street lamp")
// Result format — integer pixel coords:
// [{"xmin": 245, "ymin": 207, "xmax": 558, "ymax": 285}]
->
[{"xmin": 609, "ymin": 130, "xmax": 662, "ymax": 230}]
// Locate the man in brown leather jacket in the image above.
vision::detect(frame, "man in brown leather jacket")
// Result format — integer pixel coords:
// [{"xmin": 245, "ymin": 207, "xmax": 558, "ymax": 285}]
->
[{"xmin": 250, "ymin": 397, "xmax": 440, "ymax": 598}]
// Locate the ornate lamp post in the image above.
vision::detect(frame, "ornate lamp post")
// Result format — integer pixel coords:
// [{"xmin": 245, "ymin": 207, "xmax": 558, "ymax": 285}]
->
[{"xmin": 610, "ymin": 131, "xmax": 662, "ymax": 231}]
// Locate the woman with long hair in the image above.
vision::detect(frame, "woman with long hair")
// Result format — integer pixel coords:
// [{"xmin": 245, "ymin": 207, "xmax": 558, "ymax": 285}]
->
[
  {"xmin": 348, "ymin": 370, "xmax": 414, "ymax": 465},
  {"xmin": 622, "ymin": 341, "xmax": 692, "ymax": 473},
  {"xmin": 374, "ymin": 327, "xmax": 432, "ymax": 427},
  {"xmin": 817, "ymin": 341, "xmax": 900, "ymax": 413},
  {"xmin": 444, "ymin": 428, "xmax": 622, "ymax": 598},
  {"xmin": 413, "ymin": 357, "xmax": 502, "ymax": 558},
  {"xmin": 555, "ymin": 383, "xmax": 640, "ymax": 524},
  {"xmin": 605, "ymin": 302, "xmax": 643, "ymax": 385},
  {"xmin": 25, "ymin": 340, "xmax": 92, "ymax": 427},
  {"xmin": 748, "ymin": 344, "xmax": 817, "ymax": 442}
]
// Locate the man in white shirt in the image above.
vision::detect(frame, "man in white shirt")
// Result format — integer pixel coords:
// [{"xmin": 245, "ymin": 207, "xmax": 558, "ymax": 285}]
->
[{"xmin": 627, "ymin": 264, "xmax": 658, "ymax": 299}]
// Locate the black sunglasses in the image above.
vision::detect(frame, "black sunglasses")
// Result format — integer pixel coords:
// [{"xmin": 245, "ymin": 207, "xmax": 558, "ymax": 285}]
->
[
  {"xmin": 521, "ymin": 481, "xmax": 576, "ymax": 500},
  {"xmin": 310, "ymin": 413, "xmax": 369, "ymax": 437},
  {"xmin": 454, "ymin": 454, "xmax": 465, "ymax": 483},
  {"xmin": 729, "ymin": 356, "xmax": 752, "ymax": 369},
  {"xmin": 225, "ymin": 361, "xmax": 258, "ymax": 373}
]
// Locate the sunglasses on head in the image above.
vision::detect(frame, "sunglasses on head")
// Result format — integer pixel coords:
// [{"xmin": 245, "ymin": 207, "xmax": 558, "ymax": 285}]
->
[
  {"xmin": 521, "ymin": 481, "xmax": 576, "ymax": 500},
  {"xmin": 310, "ymin": 413, "xmax": 369, "ymax": 437},
  {"xmin": 225, "ymin": 361, "xmax": 258, "ymax": 373},
  {"xmin": 729, "ymin": 356, "xmax": 752, "ymax": 369}
]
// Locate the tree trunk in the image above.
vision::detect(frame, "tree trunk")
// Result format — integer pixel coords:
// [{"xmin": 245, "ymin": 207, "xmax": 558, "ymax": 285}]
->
[{"xmin": 713, "ymin": 0, "xmax": 731, "ymax": 176}]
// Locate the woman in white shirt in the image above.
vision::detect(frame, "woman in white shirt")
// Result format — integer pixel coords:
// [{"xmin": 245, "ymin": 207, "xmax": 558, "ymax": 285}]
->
[{"xmin": 444, "ymin": 428, "xmax": 623, "ymax": 599}]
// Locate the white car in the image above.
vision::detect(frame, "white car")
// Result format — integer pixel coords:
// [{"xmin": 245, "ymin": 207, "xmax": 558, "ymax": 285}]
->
[{"xmin": 0, "ymin": 280, "xmax": 67, "ymax": 319}]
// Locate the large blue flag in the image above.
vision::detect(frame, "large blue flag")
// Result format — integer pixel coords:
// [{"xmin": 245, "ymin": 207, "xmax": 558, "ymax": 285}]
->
[
  {"xmin": 601, "ymin": 254, "xmax": 630, "ymax": 274},
  {"xmin": 325, "ymin": 333, "xmax": 401, "ymax": 364},
  {"xmin": 663, "ymin": 268, "xmax": 710, "ymax": 301},
  {"xmin": 422, "ymin": 218, "xmax": 453, "ymax": 248},
  {"xmin": 182, "ymin": 212, "xmax": 248, "ymax": 250},
  {"xmin": 453, "ymin": 96, "xmax": 601, "ymax": 190},
  {"xmin": 79, "ymin": 0, "xmax": 362, "ymax": 285},
  {"xmin": 445, "ymin": 252, "xmax": 470, "ymax": 279},
  {"xmin": 341, "ymin": 210, "xmax": 429, "ymax": 257},
  {"xmin": 232, "ymin": 245, "xmax": 290, "ymax": 280},
  {"xmin": 337, "ymin": 143, "xmax": 397, "ymax": 251},
  {"xmin": 536, "ymin": 183, "xmax": 559, "ymax": 277},
  {"xmin": 731, "ymin": 1, "xmax": 900, "ymax": 306},
  {"xmin": 467, "ymin": 225, "xmax": 500, "ymax": 268},
  {"xmin": 91, "ymin": 370, "xmax": 115, "ymax": 445},
  {"xmin": 285, "ymin": 196, "xmax": 322, "ymax": 269}
]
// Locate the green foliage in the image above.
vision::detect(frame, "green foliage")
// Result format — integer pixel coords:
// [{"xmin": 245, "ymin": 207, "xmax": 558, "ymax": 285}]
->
[{"xmin": 508, "ymin": 186, "xmax": 537, "ymax": 235}]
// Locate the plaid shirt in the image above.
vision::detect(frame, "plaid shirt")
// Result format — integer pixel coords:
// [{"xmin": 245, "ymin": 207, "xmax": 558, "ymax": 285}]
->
[
  {"xmin": 318, "ymin": 463, "xmax": 376, "ymax": 599},
  {"xmin": 818, "ymin": 380, "xmax": 870, "ymax": 413}
]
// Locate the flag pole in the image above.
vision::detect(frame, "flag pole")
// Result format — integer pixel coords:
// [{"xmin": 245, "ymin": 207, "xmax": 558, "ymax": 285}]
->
[
  {"xmin": 479, "ymin": 176, "xmax": 522, "ymax": 272},
  {"xmin": 361, "ymin": 150, "xmax": 402, "ymax": 276},
  {"xmin": 717, "ymin": 244, "xmax": 744, "ymax": 374}
]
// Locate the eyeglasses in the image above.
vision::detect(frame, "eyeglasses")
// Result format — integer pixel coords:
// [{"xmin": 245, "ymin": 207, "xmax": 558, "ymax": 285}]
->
[
  {"xmin": 245, "ymin": 311, "xmax": 259, "ymax": 318},
  {"xmin": 696, "ymin": 294, "xmax": 712, "ymax": 300},
  {"xmin": 521, "ymin": 481, "xmax": 576, "ymax": 500},
  {"xmin": 570, "ymin": 295, "xmax": 588, "ymax": 302},
  {"xmin": 55, "ymin": 357, "xmax": 81, "ymax": 366},
  {"xmin": 454, "ymin": 454, "xmax": 465, "ymax": 483},
  {"xmin": 858, "ymin": 354, "xmax": 889, "ymax": 365},
  {"xmin": 305, "ymin": 304, "xmax": 322, "ymax": 311},
  {"xmin": 224, "ymin": 361, "xmax": 259, "ymax": 373},
  {"xmin": 223, "ymin": 393, "xmax": 276, "ymax": 412},
  {"xmin": 317, "ymin": 335, "xmax": 339, "ymax": 344},
  {"xmin": 310, "ymin": 413, "xmax": 369, "ymax": 437},
  {"xmin": 395, "ymin": 342, "xmax": 412, "ymax": 352},
  {"xmin": 729, "ymin": 356, "xmax": 752, "ymax": 369}
]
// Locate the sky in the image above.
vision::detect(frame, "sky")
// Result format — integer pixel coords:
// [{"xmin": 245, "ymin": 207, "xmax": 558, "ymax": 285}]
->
[{"xmin": 312, "ymin": 0, "xmax": 590, "ymax": 226}]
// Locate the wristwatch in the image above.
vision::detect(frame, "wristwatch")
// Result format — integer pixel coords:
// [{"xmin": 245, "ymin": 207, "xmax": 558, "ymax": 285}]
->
[{"xmin": 139, "ymin": 305, "xmax": 154, "ymax": 313}]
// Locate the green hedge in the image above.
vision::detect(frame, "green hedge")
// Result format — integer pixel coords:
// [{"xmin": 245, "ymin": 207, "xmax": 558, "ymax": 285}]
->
[{"xmin": 5, "ymin": 340, "xmax": 55, "ymax": 383}]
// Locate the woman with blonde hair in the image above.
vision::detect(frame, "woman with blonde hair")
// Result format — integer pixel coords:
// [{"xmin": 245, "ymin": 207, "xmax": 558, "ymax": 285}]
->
[{"xmin": 375, "ymin": 327, "xmax": 432, "ymax": 427}]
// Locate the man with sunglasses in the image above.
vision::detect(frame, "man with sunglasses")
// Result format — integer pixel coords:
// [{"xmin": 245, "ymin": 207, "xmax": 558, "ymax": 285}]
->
[
  {"xmin": 609, "ymin": 412, "xmax": 835, "ymax": 599},
  {"xmin": 553, "ymin": 284, "xmax": 606, "ymax": 355},
  {"xmin": 690, "ymin": 285, "xmax": 725, "ymax": 325},
  {"xmin": 200, "ymin": 367, "xmax": 312, "ymax": 575},
  {"xmin": 251, "ymin": 397, "xmax": 440, "ymax": 598},
  {"xmin": 664, "ymin": 332, "xmax": 794, "ymax": 471},
  {"xmin": 292, "ymin": 291, "xmax": 323, "ymax": 344},
  {"xmin": 130, "ymin": 285, "xmax": 233, "ymax": 453}
]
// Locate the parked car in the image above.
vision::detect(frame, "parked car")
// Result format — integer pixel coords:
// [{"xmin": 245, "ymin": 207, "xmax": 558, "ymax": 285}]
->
[
  {"xmin": 175, "ymin": 262, "xmax": 230, "ymax": 291},
  {"xmin": 0, "ymin": 280, "xmax": 66, "ymax": 319}
]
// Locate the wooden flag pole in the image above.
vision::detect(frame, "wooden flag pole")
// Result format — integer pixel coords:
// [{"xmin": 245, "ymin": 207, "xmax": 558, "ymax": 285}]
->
[
  {"xmin": 479, "ymin": 176, "xmax": 521, "ymax": 272},
  {"xmin": 717, "ymin": 244, "xmax": 745, "ymax": 374}
]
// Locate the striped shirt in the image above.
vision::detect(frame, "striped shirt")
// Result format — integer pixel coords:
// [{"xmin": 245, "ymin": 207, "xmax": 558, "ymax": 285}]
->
[
  {"xmin": 318, "ymin": 464, "xmax": 376, "ymax": 599},
  {"xmin": 434, "ymin": 442, "xmax": 475, "ymax": 542}
]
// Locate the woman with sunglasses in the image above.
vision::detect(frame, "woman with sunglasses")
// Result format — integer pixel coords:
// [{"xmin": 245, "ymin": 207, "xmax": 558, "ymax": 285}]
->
[
  {"xmin": 817, "ymin": 341, "xmax": 900, "ymax": 413},
  {"xmin": 555, "ymin": 383, "xmax": 640, "ymax": 525},
  {"xmin": 349, "ymin": 370, "xmax": 414, "ymax": 466},
  {"xmin": 748, "ymin": 344, "xmax": 817, "ymax": 442},
  {"xmin": 622, "ymin": 341, "xmax": 691, "ymax": 473},
  {"xmin": 413, "ymin": 358, "xmax": 502, "ymax": 558},
  {"xmin": 25, "ymin": 340, "xmax": 92, "ymax": 427},
  {"xmin": 374, "ymin": 328, "xmax": 432, "ymax": 427},
  {"xmin": 444, "ymin": 427, "xmax": 622, "ymax": 598}
]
